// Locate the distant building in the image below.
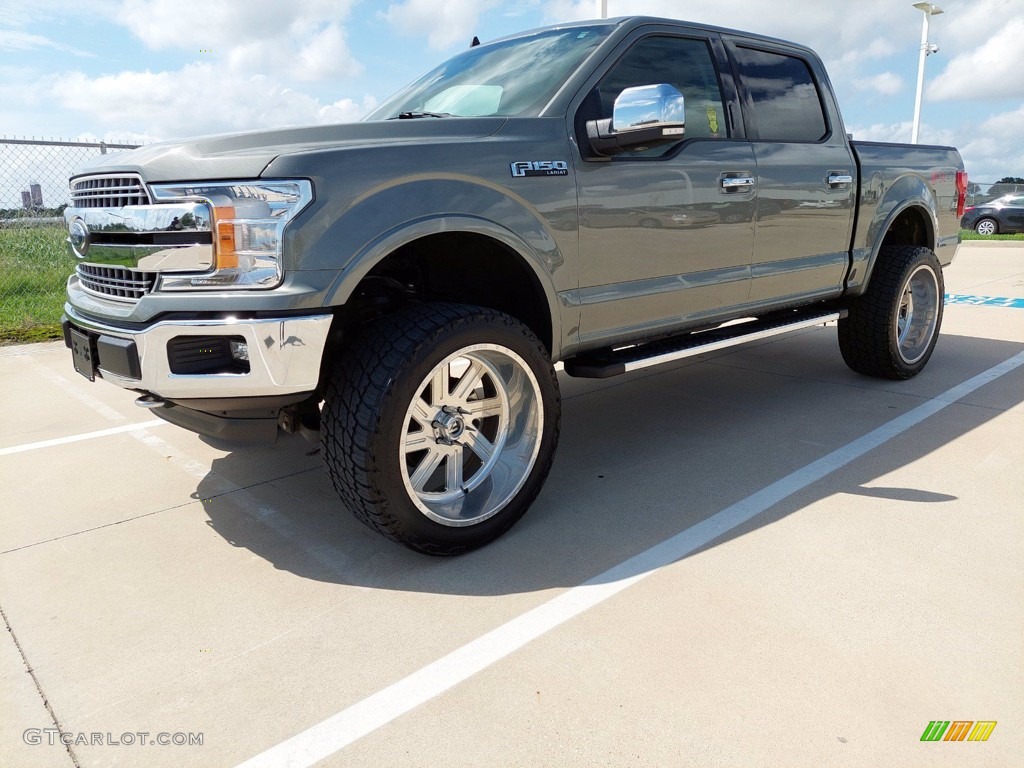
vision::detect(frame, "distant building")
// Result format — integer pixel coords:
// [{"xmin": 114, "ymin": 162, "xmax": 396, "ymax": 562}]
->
[
  {"xmin": 30, "ymin": 183, "xmax": 43, "ymax": 207},
  {"xmin": 21, "ymin": 190, "xmax": 32, "ymax": 209}
]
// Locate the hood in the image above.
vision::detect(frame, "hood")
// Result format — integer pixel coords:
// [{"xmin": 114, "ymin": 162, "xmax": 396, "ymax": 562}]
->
[{"xmin": 73, "ymin": 118, "xmax": 508, "ymax": 182}]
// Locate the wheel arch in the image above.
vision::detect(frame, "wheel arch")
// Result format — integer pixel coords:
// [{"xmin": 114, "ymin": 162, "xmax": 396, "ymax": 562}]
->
[
  {"xmin": 323, "ymin": 216, "xmax": 561, "ymax": 357},
  {"xmin": 853, "ymin": 199, "xmax": 937, "ymax": 297}
]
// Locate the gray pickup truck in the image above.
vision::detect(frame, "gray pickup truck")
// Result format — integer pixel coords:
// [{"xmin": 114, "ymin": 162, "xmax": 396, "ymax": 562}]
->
[{"xmin": 62, "ymin": 16, "xmax": 967, "ymax": 554}]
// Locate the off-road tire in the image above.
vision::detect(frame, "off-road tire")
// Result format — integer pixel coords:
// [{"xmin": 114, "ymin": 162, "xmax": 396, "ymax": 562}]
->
[
  {"xmin": 321, "ymin": 303, "xmax": 560, "ymax": 555},
  {"xmin": 838, "ymin": 245, "xmax": 944, "ymax": 379}
]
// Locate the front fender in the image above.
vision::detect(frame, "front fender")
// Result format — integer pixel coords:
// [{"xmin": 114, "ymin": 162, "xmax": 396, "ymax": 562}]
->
[
  {"xmin": 302, "ymin": 174, "xmax": 575, "ymax": 357},
  {"xmin": 323, "ymin": 212, "xmax": 564, "ymax": 355}
]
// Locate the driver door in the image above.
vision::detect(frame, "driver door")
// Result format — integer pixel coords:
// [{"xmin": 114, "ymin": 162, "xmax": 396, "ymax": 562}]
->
[{"xmin": 573, "ymin": 32, "xmax": 755, "ymax": 349}]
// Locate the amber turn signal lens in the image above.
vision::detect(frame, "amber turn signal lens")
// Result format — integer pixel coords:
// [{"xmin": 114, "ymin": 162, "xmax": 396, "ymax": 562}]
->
[{"xmin": 213, "ymin": 205, "xmax": 238, "ymax": 269}]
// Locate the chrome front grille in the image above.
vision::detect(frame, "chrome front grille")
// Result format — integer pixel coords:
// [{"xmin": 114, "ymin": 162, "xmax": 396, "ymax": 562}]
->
[
  {"xmin": 76, "ymin": 264, "xmax": 157, "ymax": 301},
  {"xmin": 71, "ymin": 174, "xmax": 151, "ymax": 208}
]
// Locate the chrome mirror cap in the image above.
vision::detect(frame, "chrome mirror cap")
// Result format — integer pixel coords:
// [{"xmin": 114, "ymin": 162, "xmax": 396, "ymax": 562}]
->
[{"xmin": 612, "ymin": 84, "xmax": 685, "ymax": 134}]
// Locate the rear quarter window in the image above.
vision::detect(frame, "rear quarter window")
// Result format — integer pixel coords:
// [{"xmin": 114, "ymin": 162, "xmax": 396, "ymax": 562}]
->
[{"xmin": 733, "ymin": 46, "xmax": 827, "ymax": 142}]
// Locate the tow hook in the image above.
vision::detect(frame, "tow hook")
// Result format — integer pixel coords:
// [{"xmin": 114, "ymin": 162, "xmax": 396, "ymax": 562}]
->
[{"xmin": 278, "ymin": 403, "xmax": 321, "ymax": 443}]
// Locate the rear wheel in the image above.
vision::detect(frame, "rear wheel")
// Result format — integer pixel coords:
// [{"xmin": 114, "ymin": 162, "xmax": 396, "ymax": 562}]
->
[
  {"xmin": 321, "ymin": 303, "xmax": 560, "ymax": 555},
  {"xmin": 838, "ymin": 245, "xmax": 944, "ymax": 379},
  {"xmin": 974, "ymin": 218, "xmax": 998, "ymax": 236}
]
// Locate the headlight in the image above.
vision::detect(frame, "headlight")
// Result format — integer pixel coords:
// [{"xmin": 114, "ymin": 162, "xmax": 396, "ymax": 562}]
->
[{"xmin": 149, "ymin": 180, "xmax": 312, "ymax": 290}]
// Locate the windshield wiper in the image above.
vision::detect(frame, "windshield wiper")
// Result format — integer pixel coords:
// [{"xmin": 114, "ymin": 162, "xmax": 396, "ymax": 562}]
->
[{"xmin": 390, "ymin": 111, "xmax": 452, "ymax": 120}]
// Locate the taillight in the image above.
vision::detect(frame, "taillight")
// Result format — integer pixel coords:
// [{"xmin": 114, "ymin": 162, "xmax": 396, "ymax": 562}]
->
[{"xmin": 955, "ymin": 170, "xmax": 968, "ymax": 218}]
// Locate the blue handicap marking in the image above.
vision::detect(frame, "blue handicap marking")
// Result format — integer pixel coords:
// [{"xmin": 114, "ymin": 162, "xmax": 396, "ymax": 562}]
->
[{"xmin": 944, "ymin": 294, "xmax": 1024, "ymax": 308}]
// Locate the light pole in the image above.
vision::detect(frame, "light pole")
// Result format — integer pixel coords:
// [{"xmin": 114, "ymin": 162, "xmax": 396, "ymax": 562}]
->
[
  {"xmin": 597, "ymin": 0, "xmax": 608, "ymax": 19},
  {"xmin": 911, "ymin": 2, "xmax": 943, "ymax": 144}
]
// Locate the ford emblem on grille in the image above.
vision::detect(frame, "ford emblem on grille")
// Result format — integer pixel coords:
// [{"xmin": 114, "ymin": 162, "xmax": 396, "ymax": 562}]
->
[{"xmin": 68, "ymin": 218, "xmax": 90, "ymax": 258}]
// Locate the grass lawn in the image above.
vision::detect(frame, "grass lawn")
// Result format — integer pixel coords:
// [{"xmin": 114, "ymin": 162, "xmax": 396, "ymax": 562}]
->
[
  {"xmin": 0, "ymin": 225, "xmax": 74, "ymax": 343},
  {"xmin": 959, "ymin": 228, "xmax": 1024, "ymax": 241}
]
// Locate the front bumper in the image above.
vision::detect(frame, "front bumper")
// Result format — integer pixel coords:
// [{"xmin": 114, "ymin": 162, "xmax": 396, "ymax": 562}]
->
[{"xmin": 62, "ymin": 305, "xmax": 332, "ymax": 400}]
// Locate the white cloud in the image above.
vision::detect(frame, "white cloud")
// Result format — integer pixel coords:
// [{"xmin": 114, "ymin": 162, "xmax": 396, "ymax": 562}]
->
[
  {"xmin": 114, "ymin": 0, "xmax": 361, "ymax": 83},
  {"xmin": 845, "ymin": 120, "xmax": 956, "ymax": 151},
  {"xmin": 958, "ymin": 105, "xmax": 1024, "ymax": 181},
  {"xmin": 51, "ymin": 64, "xmax": 377, "ymax": 140},
  {"xmin": 543, "ymin": 0, "xmax": 913, "ymax": 54},
  {"xmin": 382, "ymin": 0, "xmax": 502, "ymax": 50},
  {"xmin": 296, "ymin": 24, "xmax": 361, "ymax": 81},
  {"xmin": 846, "ymin": 112, "xmax": 1024, "ymax": 182},
  {"xmin": 116, "ymin": 0, "xmax": 354, "ymax": 49},
  {"xmin": 928, "ymin": 17, "xmax": 1024, "ymax": 101},
  {"xmin": 854, "ymin": 72, "xmax": 903, "ymax": 96},
  {"xmin": 224, "ymin": 23, "xmax": 361, "ymax": 82},
  {"xmin": 846, "ymin": 121, "xmax": 913, "ymax": 144},
  {"xmin": 0, "ymin": 0, "xmax": 109, "ymax": 29},
  {"xmin": 0, "ymin": 29, "xmax": 93, "ymax": 56}
]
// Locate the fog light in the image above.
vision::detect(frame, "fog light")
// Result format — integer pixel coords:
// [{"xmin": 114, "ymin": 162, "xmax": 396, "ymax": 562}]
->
[{"xmin": 230, "ymin": 340, "xmax": 249, "ymax": 361}]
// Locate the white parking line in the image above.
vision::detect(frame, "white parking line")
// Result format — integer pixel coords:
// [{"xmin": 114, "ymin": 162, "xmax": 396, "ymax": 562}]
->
[
  {"xmin": 16, "ymin": 354, "xmax": 367, "ymax": 583},
  {"xmin": 0, "ymin": 420, "xmax": 167, "ymax": 456},
  {"xmin": 235, "ymin": 350, "xmax": 1024, "ymax": 768}
]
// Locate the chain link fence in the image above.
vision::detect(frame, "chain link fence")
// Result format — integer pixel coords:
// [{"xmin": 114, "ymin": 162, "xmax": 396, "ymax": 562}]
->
[
  {"xmin": 966, "ymin": 181, "xmax": 1023, "ymax": 207},
  {"xmin": 0, "ymin": 138, "xmax": 140, "ymax": 341}
]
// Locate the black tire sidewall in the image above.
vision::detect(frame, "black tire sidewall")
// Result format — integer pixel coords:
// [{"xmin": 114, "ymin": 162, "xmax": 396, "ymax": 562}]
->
[
  {"xmin": 838, "ymin": 245, "xmax": 944, "ymax": 380},
  {"xmin": 362, "ymin": 309, "xmax": 559, "ymax": 553}
]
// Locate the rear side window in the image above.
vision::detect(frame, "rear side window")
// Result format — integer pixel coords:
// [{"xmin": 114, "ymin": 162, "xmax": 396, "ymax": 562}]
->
[{"xmin": 732, "ymin": 46, "xmax": 827, "ymax": 142}]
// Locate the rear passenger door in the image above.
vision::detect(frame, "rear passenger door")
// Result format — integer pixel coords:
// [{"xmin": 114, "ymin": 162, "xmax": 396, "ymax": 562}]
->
[{"xmin": 725, "ymin": 40, "xmax": 856, "ymax": 307}]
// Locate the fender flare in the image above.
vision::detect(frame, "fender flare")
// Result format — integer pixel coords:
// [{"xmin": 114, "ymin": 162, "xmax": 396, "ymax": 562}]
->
[
  {"xmin": 323, "ymin": 214, "xmax": 564, "ymax": 357},
  {"xmin": 853, "ymin": 175, "xmax": 938, "ymax": 296}
]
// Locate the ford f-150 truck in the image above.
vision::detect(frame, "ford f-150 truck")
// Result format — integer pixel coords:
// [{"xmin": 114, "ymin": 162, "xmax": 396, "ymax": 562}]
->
[{"xmin": 61, "ymin": 17, "xmax": 967, "ymax": 554}]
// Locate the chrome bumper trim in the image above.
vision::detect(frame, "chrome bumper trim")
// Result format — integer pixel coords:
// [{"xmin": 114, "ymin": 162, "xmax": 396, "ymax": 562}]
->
[{"xmin": 64, "ymin": 305, "xmax": 332, "ymax": 399}]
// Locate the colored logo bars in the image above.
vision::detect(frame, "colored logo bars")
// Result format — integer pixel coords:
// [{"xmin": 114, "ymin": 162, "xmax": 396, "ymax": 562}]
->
[{"xmin": 921, "ymin": 721, "xmax": 997, "ymax": 742}]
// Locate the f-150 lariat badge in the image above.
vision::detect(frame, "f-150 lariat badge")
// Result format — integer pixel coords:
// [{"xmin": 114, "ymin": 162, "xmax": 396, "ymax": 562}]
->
[{"xmin": 510, "ymin": 160, "xmax": 569, "ymax": 177}]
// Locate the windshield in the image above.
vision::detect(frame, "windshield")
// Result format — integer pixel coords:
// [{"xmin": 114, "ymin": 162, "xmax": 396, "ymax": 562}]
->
[{"xmin": 367, "ymin": 26, "xmax": 610, "ymax": 120}]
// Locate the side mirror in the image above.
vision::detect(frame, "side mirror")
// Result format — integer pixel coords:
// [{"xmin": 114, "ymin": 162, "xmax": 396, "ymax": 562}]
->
[{"xmin": 586, "ymin": 84, "xmax": 686, "ymax": 157}]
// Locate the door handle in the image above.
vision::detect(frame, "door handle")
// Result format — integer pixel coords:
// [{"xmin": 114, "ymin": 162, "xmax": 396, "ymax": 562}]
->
[
  {"xmin": 828, "ymin": 173, "xmax": 853, "ymax": 187},
  {"xmin": 721, "ymin": 176, "xmax": 755, "ymax": 191}
]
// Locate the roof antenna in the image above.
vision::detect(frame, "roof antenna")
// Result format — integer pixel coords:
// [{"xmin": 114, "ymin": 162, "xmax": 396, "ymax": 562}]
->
[{"xmin": 471, "ymin": 36, "xmax": 480, "ymax": 47}]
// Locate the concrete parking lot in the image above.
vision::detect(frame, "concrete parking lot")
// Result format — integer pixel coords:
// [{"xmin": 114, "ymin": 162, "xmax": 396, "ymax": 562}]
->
[{"xmin": 2, "ymin": 242, "xmax": 1022, "ymax": 767}]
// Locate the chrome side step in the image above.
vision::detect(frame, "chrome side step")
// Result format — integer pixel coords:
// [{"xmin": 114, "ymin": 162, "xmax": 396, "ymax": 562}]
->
[{"xmin": 564, "ymin": 309, "xmax": 844, "ymax": 379}]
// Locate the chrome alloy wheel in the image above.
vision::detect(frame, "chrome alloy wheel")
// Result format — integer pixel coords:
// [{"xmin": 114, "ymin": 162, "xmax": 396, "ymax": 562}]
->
[
  {"xmin": 895, "ymin": 264, "xmax": 940, "ymax": 365},
  {"xmin": 400, "ymin": 344, "xmax": 544, "ymax": 527},
  {"xmin": 974, "ymin": 218, "xmax": 997, "ymax": 236}
]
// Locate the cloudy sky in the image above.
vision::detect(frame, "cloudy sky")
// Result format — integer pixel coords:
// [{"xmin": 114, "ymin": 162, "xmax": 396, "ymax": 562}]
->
[{"xmin": 1, "ymin": 0, "xmax": 1022, "ymax": 183}]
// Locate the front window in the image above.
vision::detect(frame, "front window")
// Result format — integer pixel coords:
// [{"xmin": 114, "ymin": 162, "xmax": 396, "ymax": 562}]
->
[
  {"xmin": 367, "ymin": 26, "xmax": 610, "ymax": 120},
  {"xmin": 584, "ymin": 35, "xmax": 728, "ymax": 158}
]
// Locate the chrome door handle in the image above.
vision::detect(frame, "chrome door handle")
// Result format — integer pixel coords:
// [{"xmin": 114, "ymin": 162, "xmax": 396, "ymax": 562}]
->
[
  {"xmin": 721, "ymin": 176, "xmax": 755, "ymax": 190},
  {"xmin": 828, "ymin": 173, "xmax": 853, "ymax": 187}
]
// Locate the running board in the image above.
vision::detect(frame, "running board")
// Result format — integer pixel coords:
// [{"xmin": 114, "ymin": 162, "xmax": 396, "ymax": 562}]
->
[{"xmin": 564, "ymin": 309, "xmax": 845, "ymax": 379}]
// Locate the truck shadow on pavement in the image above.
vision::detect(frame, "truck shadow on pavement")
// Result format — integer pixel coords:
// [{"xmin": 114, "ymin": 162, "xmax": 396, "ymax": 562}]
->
[{"xmin": 195, "ymin": 331, "xmax": 1023, "ymax": 597}]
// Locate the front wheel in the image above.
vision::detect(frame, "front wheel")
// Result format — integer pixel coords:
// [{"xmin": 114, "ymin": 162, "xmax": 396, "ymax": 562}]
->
[
  {"xmin": 838, "ymin": 245, "xmax": 944, "ymax": 380},
  {"xmin": 321, "ymin": 303, "xmax": 560, "ymax": 555}
]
